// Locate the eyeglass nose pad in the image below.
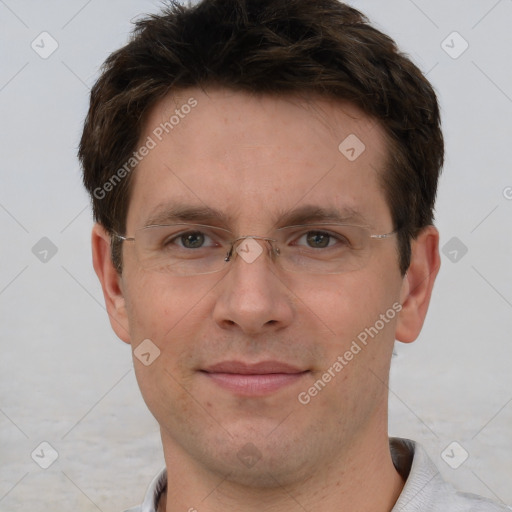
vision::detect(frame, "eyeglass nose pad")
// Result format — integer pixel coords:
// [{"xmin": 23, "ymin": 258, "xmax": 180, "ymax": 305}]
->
[
  {"xmin": 224, "ymin": 247, "xmax": 233, "ymax": 262},
  {"xmin": 224, "ymin": 237, "xmax": 245, "ymax": 263}
]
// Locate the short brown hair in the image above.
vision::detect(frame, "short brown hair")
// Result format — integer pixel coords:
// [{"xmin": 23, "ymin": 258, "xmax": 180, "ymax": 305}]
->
[{"xmin": 79, "ymin": 0, "xmax": 444, "ymax": 275}]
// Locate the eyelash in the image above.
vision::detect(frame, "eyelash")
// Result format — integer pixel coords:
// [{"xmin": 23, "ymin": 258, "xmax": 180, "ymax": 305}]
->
[{"xmin": 166, "ymin": 229, "xmax": 348, "ymax": 249}]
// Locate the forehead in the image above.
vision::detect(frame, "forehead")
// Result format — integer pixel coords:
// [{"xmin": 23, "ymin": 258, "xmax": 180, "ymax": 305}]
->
[{"xmin": 126, "ymin": 88, "xmax": 392, "ymax": 231}]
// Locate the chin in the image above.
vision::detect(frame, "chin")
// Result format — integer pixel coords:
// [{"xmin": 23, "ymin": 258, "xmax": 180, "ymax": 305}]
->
[{"xmin": 192, "ymin": 428, "xmax": 316, "ymax": 489}]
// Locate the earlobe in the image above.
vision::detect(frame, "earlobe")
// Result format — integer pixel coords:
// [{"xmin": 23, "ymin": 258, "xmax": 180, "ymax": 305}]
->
[
  {"xmin": 91, "ymin": 223, "xmax": 131, "ymax": 344},
  {"xmin": 395, "ymin": 226, "xmax": 441, "ymax": 344}
]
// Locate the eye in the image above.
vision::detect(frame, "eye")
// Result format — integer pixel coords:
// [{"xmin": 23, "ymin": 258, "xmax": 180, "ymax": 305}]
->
[
  {"xmin": 180, "ymin": 231, "xmax": 206, "ymax": 249},
  {"xmin": 306, "ymin": 231, "xmax": 330, "ymax": 248},
  {"xmin": 164, "ymin": 230, "xmax": 215, "ymax": 249},
  {"xmin": 292, "ymin": 229, "xmax": 353, "ymax": 249},
  {"xmin": 298, "ymin": 230, "xmax": 342, "ymax": 249}
]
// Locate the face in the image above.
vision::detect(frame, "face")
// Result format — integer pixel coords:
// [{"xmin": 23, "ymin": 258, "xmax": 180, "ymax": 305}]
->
[{"xmin": 101, "ymin": 88, "xmax": 416, "ymax": 486}]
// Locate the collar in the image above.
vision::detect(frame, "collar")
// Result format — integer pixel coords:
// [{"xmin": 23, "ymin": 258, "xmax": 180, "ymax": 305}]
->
[{"xmin": 130, "ymin": 438, "xmax": 447, "ymax": 512}]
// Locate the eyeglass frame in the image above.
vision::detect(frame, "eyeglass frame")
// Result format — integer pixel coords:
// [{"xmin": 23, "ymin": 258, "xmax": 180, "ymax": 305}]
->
[{"xmin": 112, "ymin": 222, "xmax": 399, "ymax": 275}]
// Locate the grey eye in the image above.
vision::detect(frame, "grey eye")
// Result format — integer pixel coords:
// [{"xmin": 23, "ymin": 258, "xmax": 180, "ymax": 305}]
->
[
  {"xmin": 305, "ymin": 231, "xmax": 331, "ymax": 248},
  {"xmin": 180, "ymin": 231, "xmax": 206, "ymax": 249}
]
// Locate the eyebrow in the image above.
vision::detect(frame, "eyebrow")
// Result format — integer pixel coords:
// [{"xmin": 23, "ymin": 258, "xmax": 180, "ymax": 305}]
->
[
  {"xmin": 144, "ymin": 204, "xmax": 232, "ymax": 227},
  {"xmin": 143, "ymin": 202, "xmax": 368, "ymax": 230},
  {"xmin": 273, "ymin": 205, "xmax": 367, "ymax": 228}
]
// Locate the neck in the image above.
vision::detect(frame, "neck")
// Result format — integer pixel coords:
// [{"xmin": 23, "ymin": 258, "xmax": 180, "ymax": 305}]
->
[{"xmin": 159, "ymin": 424, "xmax": 404, "ymax": 512}]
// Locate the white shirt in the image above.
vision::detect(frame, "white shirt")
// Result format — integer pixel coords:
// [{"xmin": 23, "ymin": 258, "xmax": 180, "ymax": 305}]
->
[{"xmin": 124, "ymin": 438, "xmax": 510, "ymax": 512}]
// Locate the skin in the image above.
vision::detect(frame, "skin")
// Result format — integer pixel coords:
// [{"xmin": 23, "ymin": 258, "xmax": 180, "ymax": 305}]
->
[{"xmin": 92, "ymin": 88, "xmax": 440, "ymax": 511}]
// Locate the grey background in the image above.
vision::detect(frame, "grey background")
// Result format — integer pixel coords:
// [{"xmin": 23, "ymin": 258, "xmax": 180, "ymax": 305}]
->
[{"xmin": 1, "ymin": 0, "xmax": 511, "ymax": 510}]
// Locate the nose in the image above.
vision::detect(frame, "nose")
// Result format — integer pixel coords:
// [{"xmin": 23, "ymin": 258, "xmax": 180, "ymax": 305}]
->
[{"xmin": 212, "ymin": 238, "xmax": 294, "ymax": 335}]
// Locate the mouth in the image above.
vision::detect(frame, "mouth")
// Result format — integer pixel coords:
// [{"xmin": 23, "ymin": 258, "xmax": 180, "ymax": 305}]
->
[{"xmin": 200, "ymin": 361, "xmax": 310, "ymax": 396}]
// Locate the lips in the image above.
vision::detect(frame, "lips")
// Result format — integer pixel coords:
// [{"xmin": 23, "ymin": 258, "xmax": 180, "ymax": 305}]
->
[
  {"xmin": 203, "ymin": 360, "xmax": 305, "ymax": 374},
  {"xmin": 200, "ymin": 360, "xmax": 309, "ymax": 395}
]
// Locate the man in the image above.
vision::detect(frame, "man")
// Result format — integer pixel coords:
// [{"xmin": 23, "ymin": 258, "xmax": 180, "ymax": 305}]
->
[{"xmin": 79, "ymin": 1, "xmax": 508, "ymax": 511}]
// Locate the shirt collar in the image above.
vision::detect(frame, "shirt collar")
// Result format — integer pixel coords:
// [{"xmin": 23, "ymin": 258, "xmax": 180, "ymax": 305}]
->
[
  {"xmin": 138, "ymin": 467, "xmax": 167, "ymax": 512},
  {"xmin": 390, "ymin": 437, "xmax": 444, "ymax": 511},
  {"xmin": 135, "ymin": 438, "xmax": 430, "ymax": 512}
]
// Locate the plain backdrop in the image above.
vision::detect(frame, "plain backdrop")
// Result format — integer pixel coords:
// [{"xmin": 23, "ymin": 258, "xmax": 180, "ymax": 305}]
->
[{"xmin": 1, "ymin": 0, "xmax": 511, "ymax": 510}]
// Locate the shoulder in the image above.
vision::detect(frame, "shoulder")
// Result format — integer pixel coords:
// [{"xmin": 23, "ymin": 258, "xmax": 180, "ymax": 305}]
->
[
  {"xmin": 429, "ymin": 487, "xmax": 511, "ymax": 511},
  {"xmin": 391, "ymin": 438, "xmax": 511, "ymax": 512}
]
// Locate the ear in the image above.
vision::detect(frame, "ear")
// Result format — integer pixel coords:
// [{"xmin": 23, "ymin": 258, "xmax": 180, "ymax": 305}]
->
[
  {"xmin": 91, "ymin": 223, "xmax": 131, "ymax": 344},
  {"xmin": 395, "ymin": 225, "xmax": 441, "ymax": 343}
]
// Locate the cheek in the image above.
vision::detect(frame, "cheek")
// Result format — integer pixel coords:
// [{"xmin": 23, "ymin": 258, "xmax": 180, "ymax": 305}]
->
[
  {"xmin": 123, "ymin": 272, "xmax": 216, "ymax": 344},
  {"xmin": 124, "ymin": 275, "xmax": 209, "ymax": 423},
  {"xmin": 132, "ymin": 350, "xmax": 205, "ymax": 438},
  {"xmin": 123, "ymin": 272, "xmax": 222, "ymax": 408},
  {"xmin": 292, "ymin": 269, "xmax": 400, "ymax": 345}
]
